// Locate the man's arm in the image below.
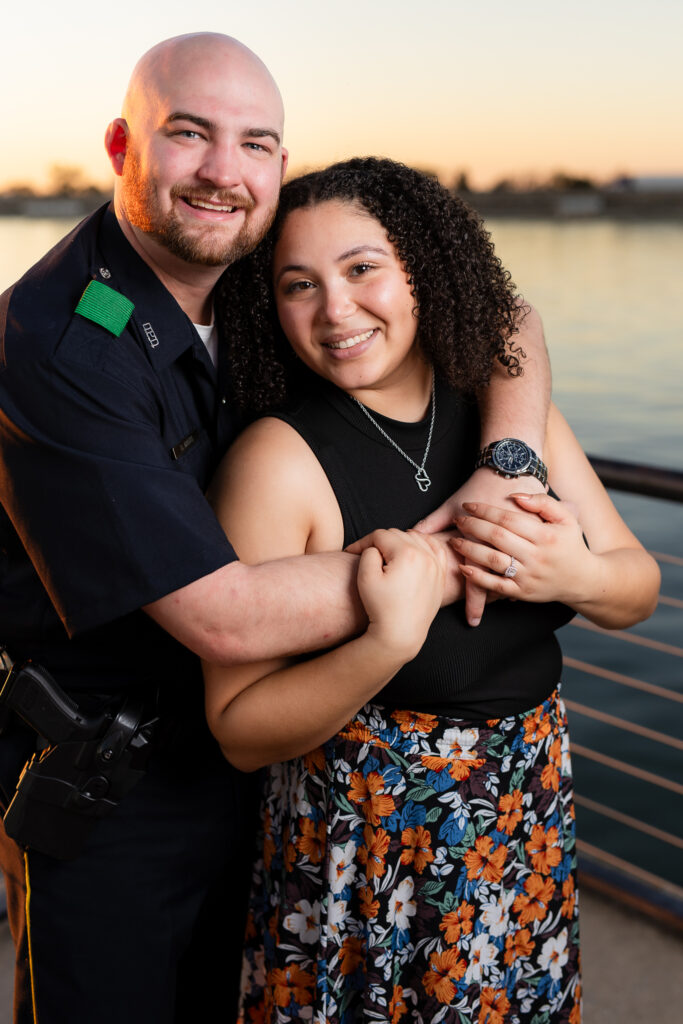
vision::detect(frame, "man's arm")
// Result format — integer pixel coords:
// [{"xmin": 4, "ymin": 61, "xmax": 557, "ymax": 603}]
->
[
  {"xmin": 417, "ymin": 304, "xmax": 550, "ymax": 533},
  {"xmin": 415, "ymin": 304, "xmax": 551, "ymax": 625},
  {"xmin": 144, "ymin": 550, "xmax": 366, "ymax": 666}
]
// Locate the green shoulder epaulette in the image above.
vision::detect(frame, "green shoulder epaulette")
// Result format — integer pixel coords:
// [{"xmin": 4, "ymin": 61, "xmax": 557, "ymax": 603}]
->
[{"xmin": 75, "ymin": 280, "xmax": 134, "ymax": 337}]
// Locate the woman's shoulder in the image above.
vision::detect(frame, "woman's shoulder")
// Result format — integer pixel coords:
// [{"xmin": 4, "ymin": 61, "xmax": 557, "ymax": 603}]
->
[
  {"xmin": 209, "ymin": 411, "xmax": 344, "ymax": 558},
  {"xmin": 212, "ymin": 414, "xmax": 322, "ymax": 499}
]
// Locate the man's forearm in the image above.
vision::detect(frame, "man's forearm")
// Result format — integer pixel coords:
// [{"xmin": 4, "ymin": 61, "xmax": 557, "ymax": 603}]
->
[
  {"xmin": 479, "ymin": 304, "xmax": 550, "ymax": 453},
  {"xmin": 145, "ymin": 550, "xmax": 366, "ymax": 665}
]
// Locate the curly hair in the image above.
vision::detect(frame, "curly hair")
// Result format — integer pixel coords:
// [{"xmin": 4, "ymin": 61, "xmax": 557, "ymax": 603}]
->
[{"xmin": 217, "ymin": 156, "xmax": 526, "ymax": 415}]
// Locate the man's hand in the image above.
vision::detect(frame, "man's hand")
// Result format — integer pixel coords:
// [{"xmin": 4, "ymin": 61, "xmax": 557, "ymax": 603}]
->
[
  {"xmin": 414, "ymin": 468, "xmax": 546, "ymax": 625},
  {"xmin": 347, "ymin": 529, "xmax": 465, "ymax": 607}
]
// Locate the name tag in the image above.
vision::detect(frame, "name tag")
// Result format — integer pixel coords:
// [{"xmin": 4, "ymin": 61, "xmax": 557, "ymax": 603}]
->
[{"xmin": 170, "ymin": 430, "xmax": 200, "ymax": 460}]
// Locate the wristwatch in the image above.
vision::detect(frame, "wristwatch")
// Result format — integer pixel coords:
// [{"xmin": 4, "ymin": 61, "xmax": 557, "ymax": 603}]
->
[{"xmin": 475, "ymin": 438, "xmax": 548, "ymax": 487}]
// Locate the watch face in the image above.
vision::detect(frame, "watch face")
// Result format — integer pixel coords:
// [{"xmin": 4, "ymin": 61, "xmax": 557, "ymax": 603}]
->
[{"xmin": 491, "ymin": 439, "xmax": 531, "ymax": 475}]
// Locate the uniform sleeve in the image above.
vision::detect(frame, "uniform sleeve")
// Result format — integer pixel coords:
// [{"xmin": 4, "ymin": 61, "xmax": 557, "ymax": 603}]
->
[{"xmin": 0, "ymin": 310, "xmax": 236, "ymax": 637}]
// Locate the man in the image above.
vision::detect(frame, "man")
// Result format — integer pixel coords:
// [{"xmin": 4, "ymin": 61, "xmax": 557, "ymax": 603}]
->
[{"xmin": 0, "ymin": 33, "xmax": 550, "ymax": 1024}]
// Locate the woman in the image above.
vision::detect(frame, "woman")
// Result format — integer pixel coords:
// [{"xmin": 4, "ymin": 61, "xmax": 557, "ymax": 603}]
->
[{"xmin": 204, "ymin": 158, "xmax": 659, "ymax": 1023}]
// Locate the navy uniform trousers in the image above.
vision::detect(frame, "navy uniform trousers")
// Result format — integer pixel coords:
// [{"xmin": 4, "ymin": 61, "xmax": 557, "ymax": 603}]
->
[{"xmin": 0, "ymin": 735, "xmax": 260, "ymax": 1024}]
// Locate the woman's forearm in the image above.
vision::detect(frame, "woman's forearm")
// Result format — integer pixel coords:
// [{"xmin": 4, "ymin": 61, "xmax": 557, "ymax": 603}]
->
[
  {"xmin": 207, "ymin": 631, "xmax": 408, "ymax": 772},
  {"xmin": 569, "ymin": 547, "xmax": 660, "ymax": 628}
]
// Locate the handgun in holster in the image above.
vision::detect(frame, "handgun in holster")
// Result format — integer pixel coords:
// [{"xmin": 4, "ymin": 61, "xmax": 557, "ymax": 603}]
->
[{"xmin": 0, "ymin": 651, "xmax": 158, "ymax": 860}]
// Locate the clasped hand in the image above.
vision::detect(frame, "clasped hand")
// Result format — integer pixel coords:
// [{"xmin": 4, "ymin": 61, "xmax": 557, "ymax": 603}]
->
[{"xmin": 348, "ymin": 528, "xmax": 448, "ymax": 662}]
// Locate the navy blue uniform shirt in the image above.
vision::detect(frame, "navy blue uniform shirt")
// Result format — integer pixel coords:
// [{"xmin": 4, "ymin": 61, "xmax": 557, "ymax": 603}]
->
[{"xmin": 0, "ymin": 204, "xmax": 238, "ymax": 696}]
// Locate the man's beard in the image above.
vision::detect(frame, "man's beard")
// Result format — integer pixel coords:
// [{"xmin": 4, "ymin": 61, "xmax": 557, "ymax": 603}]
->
[{"xmin": 121, "ymin": 149, "xmax": 276, "ymax": 267}]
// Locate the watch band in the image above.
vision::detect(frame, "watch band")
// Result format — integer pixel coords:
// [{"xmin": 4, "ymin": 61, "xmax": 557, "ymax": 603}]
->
[{"xmin": 475, "ymin": 439, "xmax": 548, "ymax": 487}]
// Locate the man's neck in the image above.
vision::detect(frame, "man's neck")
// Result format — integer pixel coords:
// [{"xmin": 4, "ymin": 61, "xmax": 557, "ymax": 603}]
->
[{"xmin": 115, "ymin": 209, "xmax": 223, "ymax": 325}]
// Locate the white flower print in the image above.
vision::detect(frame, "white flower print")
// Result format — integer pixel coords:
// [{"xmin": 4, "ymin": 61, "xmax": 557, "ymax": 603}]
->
[
  {"xmin": 328, "ymin": 840, "xmax": 357, "ymax": 893},
  {"xmin": 283, "ymin": 899, "xmax": 320, "ymax": 944},
  {"xmin": 387, "ymin": 877, "xmax": 416, "ymax": 930},
  {"xmin": 539, "ymin": 928, "xmax": 569, "ymax": 980}
]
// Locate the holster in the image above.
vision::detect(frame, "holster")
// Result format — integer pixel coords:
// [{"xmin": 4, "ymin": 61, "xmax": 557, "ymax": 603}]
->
[{"xmin": 0, "ymin": 653, "xmax": 158, "ymax": 860}]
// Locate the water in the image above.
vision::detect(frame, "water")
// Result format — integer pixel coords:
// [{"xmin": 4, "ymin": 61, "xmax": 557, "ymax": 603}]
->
[
  {"xmin": 3, "ymin": 214, "xmax": 681, "ymax": 465},
  {"xmin": 2, "ymin": 215, "xmax": 682, "ymax": 892}
]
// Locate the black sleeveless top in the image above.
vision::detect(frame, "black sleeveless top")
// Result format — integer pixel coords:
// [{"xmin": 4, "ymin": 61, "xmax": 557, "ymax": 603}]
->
[{"xmin": 274, "ymin": 377, "xmax": 574, "ymax": 718}]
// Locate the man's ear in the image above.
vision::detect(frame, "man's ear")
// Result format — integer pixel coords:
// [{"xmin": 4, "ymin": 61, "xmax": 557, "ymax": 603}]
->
[{"xmin": 104, "ymin": 119, "xmax": 129, "ymax": 176}]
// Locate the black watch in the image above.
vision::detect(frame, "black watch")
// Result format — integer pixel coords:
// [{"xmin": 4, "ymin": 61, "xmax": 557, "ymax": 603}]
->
[{"xmin": 475, "ymin": 438, "xmax": 548, "ymax": 487}]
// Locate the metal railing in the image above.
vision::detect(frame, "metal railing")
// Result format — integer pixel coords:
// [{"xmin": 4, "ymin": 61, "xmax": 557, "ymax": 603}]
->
[{"xmin": 566, "ymin": 455, "xmax": 683, "ymax": 930}]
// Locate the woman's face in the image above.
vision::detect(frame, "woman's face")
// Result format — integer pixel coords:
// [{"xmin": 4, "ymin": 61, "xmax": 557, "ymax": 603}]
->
[{"xmin": 273, "ymin": 199, "xmax": 423, "ymax": 400}]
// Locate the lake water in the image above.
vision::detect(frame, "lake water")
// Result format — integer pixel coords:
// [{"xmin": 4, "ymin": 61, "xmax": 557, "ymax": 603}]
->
[
  {"xmin": 2, "ymin": 214, "xmax": 681, "ymax": 464},
  {"xmin": 1, "ymin": 214, "xmax": 682, "ymax": 895}
]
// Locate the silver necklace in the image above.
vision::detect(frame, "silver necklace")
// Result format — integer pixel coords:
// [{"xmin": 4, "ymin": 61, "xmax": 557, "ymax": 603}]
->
[{"xmin": 350, "ymin": 374, "xmax": 436, "ymax": 492}]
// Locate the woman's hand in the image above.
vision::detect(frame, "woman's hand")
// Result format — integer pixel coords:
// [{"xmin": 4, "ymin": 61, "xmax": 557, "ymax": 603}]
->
[
  {"xmin": 451, "ymin": 492, "xmax": 597, "ymax": 606},
  {"xmin": 357, "ymin": 528, "xmax": 447, "ymax": 661}
]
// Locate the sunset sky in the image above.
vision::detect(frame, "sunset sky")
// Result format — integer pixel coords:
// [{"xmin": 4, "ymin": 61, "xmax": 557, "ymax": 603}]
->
[{"xmin": 2, "ymin": 0, "xmax": 681, "ymax": 191}]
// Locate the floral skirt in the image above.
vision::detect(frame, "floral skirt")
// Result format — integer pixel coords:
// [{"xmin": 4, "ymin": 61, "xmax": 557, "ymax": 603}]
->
[{"xmin": 239, "ymin": 687, "xmax": 581, "ymax": 1024}]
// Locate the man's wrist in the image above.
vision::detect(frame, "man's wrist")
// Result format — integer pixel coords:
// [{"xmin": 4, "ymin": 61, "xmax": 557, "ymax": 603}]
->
[{"xmin": 474, "ymin": 439, "xmax": 548, "ymax": 487}]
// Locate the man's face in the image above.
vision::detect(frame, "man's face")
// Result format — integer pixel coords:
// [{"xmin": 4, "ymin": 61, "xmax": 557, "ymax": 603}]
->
[{"xmin": 116, "ymin": 47, "xmax": 287, "ymax": 268}]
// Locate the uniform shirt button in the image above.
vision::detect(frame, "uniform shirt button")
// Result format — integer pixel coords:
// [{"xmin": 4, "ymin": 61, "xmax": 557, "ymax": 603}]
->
[
  {"xmin": 220, "ymin": 396, "xmax": 227, "ymax": 405},
  {"xmin": 99, "ymin": 267, "xmax": 111, "ymax": 279}
]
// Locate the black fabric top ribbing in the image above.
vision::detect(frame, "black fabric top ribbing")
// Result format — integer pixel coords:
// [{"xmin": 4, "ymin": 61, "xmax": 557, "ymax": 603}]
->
[{"xmin": 273, "ymin": 378, "xmax": 575, "ymax": 718}]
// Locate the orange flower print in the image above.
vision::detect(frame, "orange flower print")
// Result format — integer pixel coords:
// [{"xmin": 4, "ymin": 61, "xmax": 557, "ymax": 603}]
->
[
  {"xmin": 569, "ymin": 982, "xmax": 582, "ymax": 1024},
  {"xmin": 504, "ymin": 927, "xmax": 535, "ymax": 966},
  {"xmin": 339, "ymin": 934, "xmax": 365, "ymax": 976},
  {"xmin": 244, "ymin": 909, "xmax": 257, "ymax": 942},
  {"xmin": 525, "ymin": 824, "xmax": 562, "ymax": 875},
  {"xmin": 339, "ymin": 719, "xmax": 390, "ymax": 746},
  {"xmin": 420, "ymin": 753, "xmax": 486, "ymax": 782},
  {"xmin": 357, "ymin": 825, "xmax": 391, "ymax": 880},
  {"xmin": 523, "ymin": 710, "xmax": 552, "ymax": 745},
  {"xmin": 478, "ymin": 986, "xmax": 510, "ymax": 1024},
  {"xmin": 561, "ymin": 876, "xmax": 576, "ymax": 919},
  {"xmin": 284, "ymin": 839, "xmax": 296, "ymax": 873},
  {"xmin": 268, "ymin": 963, "xmax": 315, "ymax": 1009},
  {"xmin": 303, "ymin": 745, "xmax": 325, "ymax": 774},
  {"xmin": 423, "ymin": 727, "xmax": 487, "ymax": 781},
  {"xmin": 422, "ymin": 948, "xmax": 466, "ymax": 1004},
  {"xmin": 400, "ymin": 825, "xmax": 435, "ymax": 873},
  {"xmin": 296, "ymin": 817, "xmax": 326, "ymax": 864},
  {"xmin": 389, "ymin": 984, "xmax": 409, "ymax": 1022},
  {"xmin": 541, "ymin": 737, "xmax": 562, "ymax": 792},
  {"xmin": 392, "ymin": 710, "xmax": 439, "ymax": 734},
  {"xmin": 267, "ymin": 908, "xmax": 279, "ymax": 940},
  {"xmin": 348, "ymin": 771, "xmax": 396, "ymax": 825},
  {"xmin": 464, "ymin": 836, "xmax": 508, "ymax": 884},
  {"xmin": 497, "ymin": 790, "xmax": 524, "ymax": 835},
  {"xmin": 513, "ymin": 873, "xmax": 556, "ymax": 926},
  {"xmin": 358, "ymin": 885, "xmax": 380, "ymax": 920},
  {"xmin": 244, "ymin": 1005, "xmax": 265, "ymax": 1024},
  {"xmin": 439, "ymin": 900, "xmax": 475, "ymax": 944}
]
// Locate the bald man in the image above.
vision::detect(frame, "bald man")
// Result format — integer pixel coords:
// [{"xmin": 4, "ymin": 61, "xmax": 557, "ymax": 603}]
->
[{"xmin": 0, "ymin": 32, "xmax": 551, "ymax": 1024}]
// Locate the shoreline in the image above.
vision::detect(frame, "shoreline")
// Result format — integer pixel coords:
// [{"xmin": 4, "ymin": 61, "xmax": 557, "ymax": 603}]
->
[{"xmin": 2, "ymin": 189, "xmax": 683, "ymax": 221}]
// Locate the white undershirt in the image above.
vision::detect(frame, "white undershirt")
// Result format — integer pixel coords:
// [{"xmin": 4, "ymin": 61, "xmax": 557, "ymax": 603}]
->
[{"xmin": 193, "ymin": 322, "xmax": 218, "ymax": 367}]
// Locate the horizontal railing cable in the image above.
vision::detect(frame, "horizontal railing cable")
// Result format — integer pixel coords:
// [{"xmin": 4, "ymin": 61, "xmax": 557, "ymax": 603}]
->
[
  {"xmin": 564, "ymin": 699, "xmax": 683, "ymax": 750},
  {"xmin": 574, "ymin": 794, "xmax": 683, "ymax": 851},
  {"xmin": 587, "ymin": 456, "xmax": 683, "ymax": 502},
  {"xmin": 563, "ymin": 656, "xmax": 683, "ymax": 703},
  {"xmin": 568, "ymin": 617, "xmax": 683, "ymax": 657},
  {"xmin": 570, "ymin": 742, "xmax": 683, "ymax": 796},
  {"xmin": 576, "ymin": 839, "xmax": 683, "ymax": 903},
  {"xmin": 649, "ymin": 550, "xmax": 683, "ymax": 567}
]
